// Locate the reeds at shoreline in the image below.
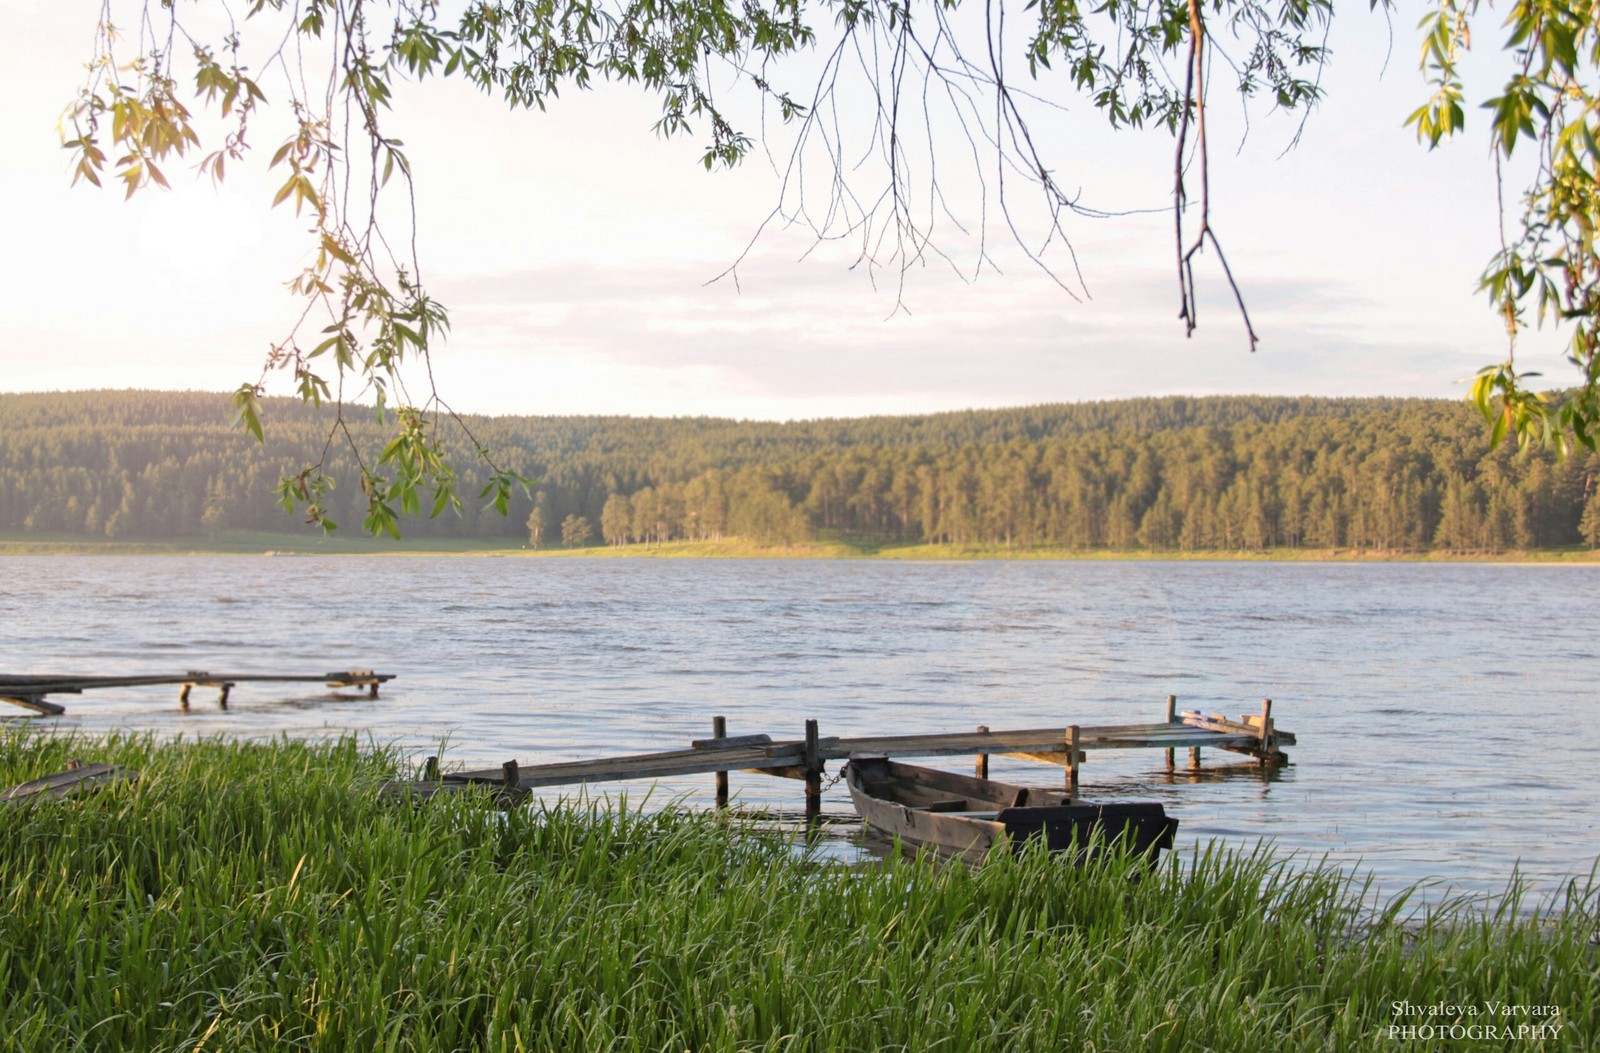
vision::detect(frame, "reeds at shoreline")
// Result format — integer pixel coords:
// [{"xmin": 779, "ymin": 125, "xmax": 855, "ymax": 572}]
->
[{"xmin": 0, "ymin": 732, "xmax": 1591, "ymax": 1051}]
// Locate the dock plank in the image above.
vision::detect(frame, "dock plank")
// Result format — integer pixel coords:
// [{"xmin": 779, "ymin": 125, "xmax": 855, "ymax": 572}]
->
[
  {"xmin": 448, "ymin": 743, "xmax": 807, "ymax": 789},
  {"xmin": 1180, "ymin": 712, "xmax": 1297, "ymax": 746}
]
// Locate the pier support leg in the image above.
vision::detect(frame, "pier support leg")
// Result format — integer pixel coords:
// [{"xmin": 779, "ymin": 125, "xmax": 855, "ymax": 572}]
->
[
  {"xmin": 423, "ymin": 755, "xmax": 440, "ymax": 783},
  {"xmin": 1065, "ymin": 725, "xmax": 1080, "ymax": 796},
  {"xmin": 179, "ymin": 683, "xmax": 192, "ymax": 710},
  {"xmin": 2, "ymin": 695, "xmax": 64, "ymax": 716},
  {"xmin": 368, "ymin": 681, "xmax": 380, "ymax": 699},
  {"xmin": 1189, "ymin": 746, "xmax": 1201, "ymax": 770},
  {"xmin": 501, "ymin": 759, "xmax": 520, "ymax": 789},
  {"xmin": 713, "ymin": 716, "xmax": 729, "ymax": 810},
  {"xmin": 1258, "ymin": 698, "xmax": 1274, "ymax": 766},
  {"xmin": 803, "ymin": 719, "xmax": 822, "ymax": 829},
  {"xmin": 975, "ymin": 725, "xmax": 989, "ymax": 780},
  {"xmin": 217, "ymin": 684, "xmax": 232, "ymax": 709},
  {"xmin": 1164, "ymin": 695, "xmax": 1177, "ymax": 772}
]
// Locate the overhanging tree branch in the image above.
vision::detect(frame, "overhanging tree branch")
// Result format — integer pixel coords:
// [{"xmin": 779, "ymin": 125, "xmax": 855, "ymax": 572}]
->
[{"xmin": 91, "ymin": 0, "xmax": 1595, "ymax": 538}]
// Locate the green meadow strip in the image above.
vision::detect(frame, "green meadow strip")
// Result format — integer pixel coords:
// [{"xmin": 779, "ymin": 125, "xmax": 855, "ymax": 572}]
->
[{"xmin": 0, "ymin": 732, "xmax": 1593, "ymax": 1051}]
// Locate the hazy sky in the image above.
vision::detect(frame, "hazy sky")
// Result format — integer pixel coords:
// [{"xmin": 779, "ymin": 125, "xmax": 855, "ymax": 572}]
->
[{"xmin": 0, "ymin": 1, "xmax": 1570, "ymax": 420}]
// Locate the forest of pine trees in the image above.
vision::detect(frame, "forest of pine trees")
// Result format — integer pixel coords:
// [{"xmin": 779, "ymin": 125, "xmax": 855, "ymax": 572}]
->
[{"xmin": 2, "ymin": 390, "xmax": 1598, "ymax": 552}]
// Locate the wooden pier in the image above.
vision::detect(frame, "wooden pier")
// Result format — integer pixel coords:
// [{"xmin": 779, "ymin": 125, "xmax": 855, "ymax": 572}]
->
[
  {"xmin": 0, "ymin": 670, "xmax": 395, "ymax": 715},
  {"xmin": 436, "ymin": 697, "xmax": 1294, "ymax": 821}
]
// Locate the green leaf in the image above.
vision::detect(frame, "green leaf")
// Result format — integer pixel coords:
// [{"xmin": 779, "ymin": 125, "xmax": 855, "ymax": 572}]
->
[
  {"xmin": 320, "ymin": 233, "xmax": 356, "ymax": 266},
  {"xmin": 230, "ymin": 385, "xmax": 265, "ymax": 442}
]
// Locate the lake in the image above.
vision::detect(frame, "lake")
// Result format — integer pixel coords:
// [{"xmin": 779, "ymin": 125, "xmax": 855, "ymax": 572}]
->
[{"xmin": 3, "ymin": 555, "xmax": 1596, "ymax": 904}]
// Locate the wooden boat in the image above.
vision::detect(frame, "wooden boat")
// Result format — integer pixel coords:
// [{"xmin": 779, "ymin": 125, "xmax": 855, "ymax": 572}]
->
[
  {"xmin": 1, "ymin": 763, "xmax": 139, "ymax": 805},
  {"xmin": 845, "ymin": 756, "xmax": 1177, "ymax": 864}
]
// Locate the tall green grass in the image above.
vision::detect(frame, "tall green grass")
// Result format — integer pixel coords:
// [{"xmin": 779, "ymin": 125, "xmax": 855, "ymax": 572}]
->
[{"xmin": 0, "ymin": 732, "xmax": 1592, "ymax": 1051}]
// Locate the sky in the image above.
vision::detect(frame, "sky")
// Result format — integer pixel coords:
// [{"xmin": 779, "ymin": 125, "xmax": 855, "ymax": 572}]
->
[{"xmin": 0, "ymin": 1, "xmax": 1573, "ymax": 421}]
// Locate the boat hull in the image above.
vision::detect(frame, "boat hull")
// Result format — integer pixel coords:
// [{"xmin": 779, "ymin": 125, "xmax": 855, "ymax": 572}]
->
[{"xmin": 845, "ymin": 757, "xmax": 1177, "ymax": 865}]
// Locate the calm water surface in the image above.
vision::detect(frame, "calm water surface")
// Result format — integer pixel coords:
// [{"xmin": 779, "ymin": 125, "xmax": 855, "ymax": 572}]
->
[{"xmin": 3, "ymin": 555, "xmax": 1596, "ymax": 902}]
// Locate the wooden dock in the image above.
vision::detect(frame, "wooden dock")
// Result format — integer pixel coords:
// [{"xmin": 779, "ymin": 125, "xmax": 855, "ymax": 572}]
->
[
  {"xmin": 0, "ymin": 670, "xmax": 395, "ymax": 715},
  {"xmin": 438, "ymin": 697, "xmax": 1294, "ymax": 820}
]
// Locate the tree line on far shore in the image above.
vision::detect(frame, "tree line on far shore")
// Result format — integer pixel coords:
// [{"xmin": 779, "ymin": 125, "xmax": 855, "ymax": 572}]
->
[{"xmin": 2, "ymin": 390, "xmax": 1597, "ymax": 552}]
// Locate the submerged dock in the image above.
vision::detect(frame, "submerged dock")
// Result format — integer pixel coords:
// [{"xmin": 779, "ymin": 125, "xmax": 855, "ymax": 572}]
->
[
  {"xmin": 437, "ymin": 696, "xmax": 1294, "ymax": 820},
  {"xmin": 0, "ymin": 670, "xmax": 395, "ymax": 715}
]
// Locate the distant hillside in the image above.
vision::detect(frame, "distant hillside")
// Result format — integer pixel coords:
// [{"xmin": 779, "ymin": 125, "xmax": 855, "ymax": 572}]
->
[{"xmin": 1, "ymin": 390, "xmax": 1596, "ymax": 552}]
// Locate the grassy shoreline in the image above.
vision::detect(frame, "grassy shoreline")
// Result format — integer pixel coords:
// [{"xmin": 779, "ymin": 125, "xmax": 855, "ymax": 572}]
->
[
  {"xmin": 1, "ymin": 733, "xmax": 1593, "ymax": 1051},
  {"xmin": 3, "ymin": 530, "xmax": 1598, "ymax": 563}
]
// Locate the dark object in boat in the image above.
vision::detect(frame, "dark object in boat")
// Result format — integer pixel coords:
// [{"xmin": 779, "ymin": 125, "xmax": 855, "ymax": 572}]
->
[{"xmin": 845, "ymin": 756, "xmax": 1177, "ymax": 864}]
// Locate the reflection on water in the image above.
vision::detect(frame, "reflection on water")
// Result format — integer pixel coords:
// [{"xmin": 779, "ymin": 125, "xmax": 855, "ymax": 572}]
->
[{"xmin": 1, "ymin": 555, "xmax": 1597, "ymax": 902}]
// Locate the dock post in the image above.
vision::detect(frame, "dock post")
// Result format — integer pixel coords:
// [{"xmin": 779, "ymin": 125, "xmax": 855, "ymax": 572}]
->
[
  {"xmin": 1065, "ymin": 725, "xmax": 1080, "ymax": 795},
  {"xmin": 178, "ymin": 683, "xmax": 192, "ymax": 710},
  {"xmin": 1258, "ymin": 698, "xmax": 1274, "ymax": 765},
  {"xmin": 713, "ymin": 716, "xmax": 729, "ymax": 810},
  {"xmin": 1164, "ymin": 695, "xmax": 1177, "ymax": 771},
  {"xmin": 501, "ymin": 759, "xmax": 520, "ymax": 788},
  {"xmin": 803, "ymin": 719, "xmax": 822, "ymax": 827},
  {"xmin": 423, "ymin": 755, "xmax": 440, "ymax": 783},
  {"xmin": 975, "ymin": 725, "xmax": 989, "ymax": 780},
  {"xmin": 1189, "ymin": 746, "xmax": 1201, "ymax": 770},
  {"xmin": 217, "ymin": 683, "xmax": 232, "ymax": 709}
]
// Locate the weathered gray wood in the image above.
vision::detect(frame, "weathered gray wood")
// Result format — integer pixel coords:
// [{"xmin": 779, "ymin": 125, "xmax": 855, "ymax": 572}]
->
[
  {"xmin": 2, "ymin": 764, "xmax": 138, "ymax": 802},
  {"xmin": 826, "ymin": 724, "xmax": 1273, "ymax": 760},
  {"xmin": 711, "ymin": 716, "xmax": 729, "ymax": 809},
  {"xmin": 1165, "ymin": 694, "xmax": 1177, "ymax": 771},
  {"xmin": 0, "ymin": 669, "xmax": 393, "ymax": 713},
  {"xmin": 846, "ymin": 758, "xmax": 1176, "ymax": 866},
  {"xmin": 846, "ymin": 759, "xmax": 1010, "ymax": 864},
  {"xmin": 803, "ymin": 719, "xmax": 822, "ymax": 825},
  {"xmin": 0, "ymin": 671, "xmax": 395, "ymax": 690},
  {"xmin": 324, "ymin": 670, "xmax": 390, "ymax": 698},
  {"xmin": 448, "ymin": 743, "xmax": 805, "ymax": 789},
  {"xmin": 179, "ymin": 680, "xmax": 236, "ymax": 708},
  {"xmin": 745, "ymin": 764, "xmax": 808, "ymax": 780},
  {"xmin": 1, "ymin": 695, "xmax": 66, "ymax": 716},
  {"xmin": 975, "ymin": 725, "xmax": 989, "ymax": 780},
  {"xmin": 1008, "ymin": 750, "xmax": 1070, "ymax": 765},
  {"xmin": 444, "ymin": 711, "xmax": 1297, "ymax": 793},
  {"xmin": 690, "ymin": 732, "xmax": 772, "ymax": 751},
  {"xmin": 1180, "ymin": 712, "xmax": 1297, "ymax": 746}
]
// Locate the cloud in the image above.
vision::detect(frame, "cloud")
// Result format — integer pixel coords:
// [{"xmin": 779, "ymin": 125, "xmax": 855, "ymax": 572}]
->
[{"xmin": 415, "ymin": 246, "xmax": 1564, "ymax": 420}]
